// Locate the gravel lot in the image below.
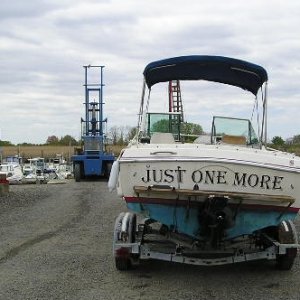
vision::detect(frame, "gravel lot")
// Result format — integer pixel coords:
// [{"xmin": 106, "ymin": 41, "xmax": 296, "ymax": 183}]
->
[{"xmin": 0, "ymin": 181, "xmax": 300, "ymax": 300}]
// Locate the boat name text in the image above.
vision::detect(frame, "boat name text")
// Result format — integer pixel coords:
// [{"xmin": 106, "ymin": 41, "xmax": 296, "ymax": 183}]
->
[{"xmin": 141, "ymin": 167, "xmax": 283, "ymax": 190}]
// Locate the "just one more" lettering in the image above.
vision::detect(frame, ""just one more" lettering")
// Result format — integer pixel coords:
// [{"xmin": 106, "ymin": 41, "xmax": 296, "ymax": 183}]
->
[{"xmin": 141, "ymin": 167, "xmax": 283, "ymax": 190}]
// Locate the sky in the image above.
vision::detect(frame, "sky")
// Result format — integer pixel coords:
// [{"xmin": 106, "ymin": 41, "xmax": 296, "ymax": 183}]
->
[{"xmin": 0, "ymin": 0, "xmax": 300, "ymax": 144}]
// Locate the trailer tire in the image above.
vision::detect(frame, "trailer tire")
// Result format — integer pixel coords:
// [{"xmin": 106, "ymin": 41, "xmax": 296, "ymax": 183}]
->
[
  {"xmin": 128, "ymin": 213, "xmax": 137, "ymax": 243},
  {"xmin": 276, "ymin": 220, "xmax": 298, "ymax": 270},
  {"xmin": 113, "ymin": 212, "xmax": 137, "ymax": 271},
  {"xmin": 115, "ymin": 257, "xmax": 131, "ymax": 271},
  {"xmin": 277, "ymin": 254, "xmax": 295, "ymax": 271},
  {"xmin": 74, "ymin": 164, "xmax": 81, "ymax": 182}
]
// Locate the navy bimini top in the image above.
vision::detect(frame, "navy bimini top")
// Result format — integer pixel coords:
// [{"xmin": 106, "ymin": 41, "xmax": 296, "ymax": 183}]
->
[{"xmin": 143, "ymin": 55, "xmax": 268, "ymax": 96}]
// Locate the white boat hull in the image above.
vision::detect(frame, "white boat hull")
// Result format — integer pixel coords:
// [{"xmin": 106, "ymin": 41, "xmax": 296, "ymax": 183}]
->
[{"xmin": 114, "ymin": 144, "xmax": 300, "ymax": 240}]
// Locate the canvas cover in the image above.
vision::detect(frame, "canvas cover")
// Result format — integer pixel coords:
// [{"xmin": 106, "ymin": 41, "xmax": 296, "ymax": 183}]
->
[{"xmin": 143, "ymin": 55, "xmax": 268, "ymax": 95}]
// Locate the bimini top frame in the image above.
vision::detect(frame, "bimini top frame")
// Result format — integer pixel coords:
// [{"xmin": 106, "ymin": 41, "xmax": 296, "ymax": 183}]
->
[{"xmin": 138, "ymin": 55, "xmax": 269, "ymax": 144}]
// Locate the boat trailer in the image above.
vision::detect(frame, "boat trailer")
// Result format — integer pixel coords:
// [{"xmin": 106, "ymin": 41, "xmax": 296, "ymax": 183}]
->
[{"xmin": 113, "ymin": 212, "xmax": 299, "ymax": 271}]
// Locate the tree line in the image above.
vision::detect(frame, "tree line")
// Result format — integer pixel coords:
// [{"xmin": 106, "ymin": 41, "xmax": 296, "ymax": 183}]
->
[
  {"xmin": 1, "ymin": 126, "xmax": 300, "ymax": 149},
  {"xmin": 0, "ymin": 126, "xmax": 137, "ymax": 147},
  {"xmin": 271, "ymin": 135, "xmax": 300, "ymax": 146}
]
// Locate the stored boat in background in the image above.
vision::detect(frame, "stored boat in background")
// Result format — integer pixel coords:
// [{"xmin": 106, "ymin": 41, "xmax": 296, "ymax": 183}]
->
[
  {"xmin": 22, "ymin": 157, "xmax": 47, "ymax": 184},
  {"xmin": 0, "ymin": 155, "xmax": 23, "ymax": 184},
  {"xmin": 0, "ymin": 163, "xmax": 23, "ymax": 184}
]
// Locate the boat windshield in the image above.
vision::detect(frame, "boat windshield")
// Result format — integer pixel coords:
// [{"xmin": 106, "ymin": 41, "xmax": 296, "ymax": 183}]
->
[
  {"xmin": 0, "ymin": 165, "xmax": 12, "ymax": 172},
  {"xmin": 211, "ymin": 116, "xmax": 259, "ymax": 146},
  {"xmin": 147, "ymin": 112, "xmax": 181, "ymax": 141}
]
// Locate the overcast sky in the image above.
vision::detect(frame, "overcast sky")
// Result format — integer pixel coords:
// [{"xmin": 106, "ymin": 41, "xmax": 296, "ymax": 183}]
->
[{"xmin": 1, "ymin": 0, "xmax": 300, "ymax": 144}]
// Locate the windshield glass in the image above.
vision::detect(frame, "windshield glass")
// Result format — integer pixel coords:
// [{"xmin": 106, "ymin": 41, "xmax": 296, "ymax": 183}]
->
[
  {"xmin": 0, "ymin": 165, "xmax": 11, "ymax": 172},
  {"xmin": 147, "ymin": 113, "xmax": 181, "ymax": 141},
  {"xmin": 212, "ymin": 116, "xmax": 259, "ymax": 145}
]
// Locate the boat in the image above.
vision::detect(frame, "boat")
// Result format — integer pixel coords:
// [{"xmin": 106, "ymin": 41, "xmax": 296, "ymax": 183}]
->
[
  {"xmin": 0, "ymin": 155, "xmax": 23, "ymax": 184},
  {"xmin": 110, "ymin": 55, "xmax": 300, "ymax": 270},
  {"xmin": 3, "ymin": 155, "xmax": 23, "ymax": 166},
  {"xmin": 45, "ymin": 155, "xmax": 72, "ymax": 180},
  {"xmin": 22, "ymin": 158, "xmax": 47, "ymax": 184},
  {"xmin": 22, "ymin": 165, "xmax": 38, "ymax": 184},
  {"xmin": 0, "ymin": 163, "xmax": 23, "ymax": 184}
]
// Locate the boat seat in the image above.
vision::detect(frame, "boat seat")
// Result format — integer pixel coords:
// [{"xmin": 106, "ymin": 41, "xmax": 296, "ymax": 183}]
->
[
  {"xmin": 222, "ymin": 135, "xmax": 246, "ymax": 145},
  {"xmin": 150, "ymin": 133, "xmax": 175, "ymax": 144}
]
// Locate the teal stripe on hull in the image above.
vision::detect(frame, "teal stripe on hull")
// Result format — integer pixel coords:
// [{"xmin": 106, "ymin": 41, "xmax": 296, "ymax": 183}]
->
[{"xmin": 126, "ymin": 202, "xmax": 298, "ymax": 240}]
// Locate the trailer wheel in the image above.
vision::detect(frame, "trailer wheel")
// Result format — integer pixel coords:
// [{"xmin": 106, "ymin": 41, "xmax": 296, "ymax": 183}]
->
[
  {"xmin": 74, "ymin": 164, "xmax": 81, "ymax": 182},
  {"xmin": 115, "ymin": 257, "xmax": 131, "ymax": 271},
  {"xmin": 113, "ymin": 212, "xmax": 137, "ymax": 271},
  {"xmin": 129, "ymin": 213, "xmax": 137, "ymax": 243},
  {"xmin": 276, "ymin": 220, "xmax": 298, "ymax": 270},
  {"xmin": 104, "ymin": 162, "xmax": 113, "ymax": 179}
]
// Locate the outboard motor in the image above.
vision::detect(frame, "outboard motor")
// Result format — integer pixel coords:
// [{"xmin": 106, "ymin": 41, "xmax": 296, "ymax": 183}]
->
[{"xmin": 198, "ymin": 196, "xmax": 234, "ymax": 248}]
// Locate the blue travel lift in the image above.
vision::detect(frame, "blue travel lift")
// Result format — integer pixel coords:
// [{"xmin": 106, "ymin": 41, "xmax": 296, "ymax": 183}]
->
[{"xmin": 72, "ymin": 65, "xmax": 115, "ymax": 181}]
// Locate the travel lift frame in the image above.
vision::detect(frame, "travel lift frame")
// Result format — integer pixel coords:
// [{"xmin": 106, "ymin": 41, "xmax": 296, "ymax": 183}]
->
[{"xmin": 72, "ymin": 65, "xmax": 114, "ymax": 181}]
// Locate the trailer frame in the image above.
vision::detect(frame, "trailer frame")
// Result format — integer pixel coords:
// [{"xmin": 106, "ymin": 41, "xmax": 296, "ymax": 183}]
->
[{"xmin": 113, "ymin": 212, "xmax": 299, "ymax": 270}]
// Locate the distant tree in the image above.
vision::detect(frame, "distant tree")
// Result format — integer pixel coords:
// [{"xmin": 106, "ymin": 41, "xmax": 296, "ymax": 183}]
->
[
  {"xmin": 0, "ymin": 140, "xmax": 14, "ymax": 146},
  {"xmin": 151, "ymin": 120, "xmax": 203, "ymax": 136},
  {"xmin": 107, "ymin": 123, "xmax": 203, "ymax": 146},
  {"xmin": 272, "ymin": 136, "xmax": 285, "ymax": 146},
  {"xmin": 118, "ymin": 126, "xmax": 128, "ymax": 145},
  {"xmin": 46, "ymin": 135, "xmax": 59, "ymax": 144},
  {"xmin": 126, "ymin": 127, "xmax": 138, "ymax": 142},
  {"xmin": 151, "ymin": 119, "xmax": 170, "ymax": 133},
  {"xmin": 18, "ymin": 142, "xmax": 35, "ymax": 146},
  {"xmin": 292, "ymin": 134, "xmax": 300, "ymax": 144},
  {"xmin": 59, "ymin": 135, "xmax": 78, "ymax": 146},
  {"xmin": 117, "ymin": 131, "xmax": 124, "ymax": 145},
  {"xmin": 181, "ymin": 122, "xmax": 203, "ymax": 135},
  {"xmin": 107, "ymin": 126, "xmax": 137, "ymax": 145},
  {"xmin": 109, "ymin": 126, "xmax": 119, "ymax": 145}
]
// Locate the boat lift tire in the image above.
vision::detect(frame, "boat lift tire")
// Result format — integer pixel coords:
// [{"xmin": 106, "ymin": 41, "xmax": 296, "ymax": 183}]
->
[
  {"xmin": 74, "ymin": 163, "xmax": 81, "ymax": 182},
  {"xmin": 113, "ymin": 212, "xmax": 137, "ymax": 271},
  {"xmin": 276, "ymin": 220, "xmax": 298, "ymax": 270}
]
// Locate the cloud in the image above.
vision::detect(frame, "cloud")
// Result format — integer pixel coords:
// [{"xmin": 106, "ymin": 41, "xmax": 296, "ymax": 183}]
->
[{"xmin": 0, "ymin": 0, "xmax": 300, "ymax": 144}]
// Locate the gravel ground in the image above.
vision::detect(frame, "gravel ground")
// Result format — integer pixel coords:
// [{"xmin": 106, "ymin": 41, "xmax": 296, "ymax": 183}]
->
[{"xmin": 0, "ymin": 181, "xmax": 300, "ymax": 300}]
